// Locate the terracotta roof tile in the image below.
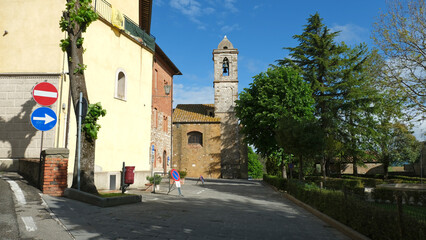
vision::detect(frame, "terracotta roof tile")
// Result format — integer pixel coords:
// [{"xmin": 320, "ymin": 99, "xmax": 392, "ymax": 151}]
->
[{"xmin": 173, "ymin": 104, "xmax": 220, "ymax": 123}]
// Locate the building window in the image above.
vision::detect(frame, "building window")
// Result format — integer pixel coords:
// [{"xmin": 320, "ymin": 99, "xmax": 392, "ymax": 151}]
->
[
  {"xmin": 154, "ymin": 69, "xmax": 158, "ymax": 91},
  {"xmin": 163, "ymin": 116, "xmax": 168, "ymax": 132},
  {"xmin": 153, "ymin": 108, "xmax": 158, "ymax": 128},
  {"xmin": 187, "ymin": 131, "xmax": 203, "ymax": 146},
  {"xmin": 115, "ymin": 69, "xmax": 127, "ymax": 100}
]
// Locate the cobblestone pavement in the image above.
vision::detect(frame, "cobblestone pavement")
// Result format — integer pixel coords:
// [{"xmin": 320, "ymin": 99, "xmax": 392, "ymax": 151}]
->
[{"xmin": 42, "ymin": 178, "xmax": 350, "ymax": 240}]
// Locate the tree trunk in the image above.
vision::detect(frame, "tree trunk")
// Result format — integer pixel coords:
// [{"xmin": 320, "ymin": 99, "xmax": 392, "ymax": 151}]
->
[
  {"xmin": 325, "ymin": 157, "xmax": 330, "ymax": 176},
  {"xmin": 383, "ymin": 158, "xmax": 389, "ymax": 180},
  {"xmin": 353, "ymin": 155, "xmax": 358, "ymax": 176},
  {"xmin": 64, "ymin": 1, "xmax": 98, "ymax": 194},
  {"xmin": 298, "ymin": 155, "xmax": 304, "ymax": 180},
  {"xmin": 282, "ymin": 164, "xmax": 287, "ymax": 179},
  {"xmin": 281, "ymin": 151, "xmax": 287, "ymax": 179},
  {"xmin": 321, "ymin": 156, "xmax": 326, "ymax": 188}
]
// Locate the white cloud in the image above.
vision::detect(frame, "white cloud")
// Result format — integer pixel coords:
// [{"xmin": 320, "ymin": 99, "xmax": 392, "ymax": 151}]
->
[
  {"xmin": 330, "ymin": 24, "xmax": 367, "ymax": 45},
  {"xmin": 221, "ymin": 23, "xmax": 240, "ymax": 33},
  {"xmin": 173, "ymin": 83, "xmax": 214, "ymax": 107},
  {"xmin": 155, "ymin": 0, "xmax": 165, "ymax": 6},
  {"xmin": 169, "ymin": 0, "xmax": 215, "ymax": 29},
  {"xmin": 411, "ymin": 117, "xmax": 426, "ymax": 141},
  {"xmin": 224, "ymin": 0, "xmax": 238, "ymax": 13},
  {"xmin": 240, "ymin": 55, "xmax": 268, "ymax": 74}
]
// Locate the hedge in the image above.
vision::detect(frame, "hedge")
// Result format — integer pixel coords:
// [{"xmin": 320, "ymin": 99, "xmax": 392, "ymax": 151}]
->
[{"xmin": 263, "ymin": 174, "xmax": 426, "ymax": 240}]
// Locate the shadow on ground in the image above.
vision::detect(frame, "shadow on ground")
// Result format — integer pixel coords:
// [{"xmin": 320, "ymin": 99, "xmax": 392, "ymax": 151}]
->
[{"xmin": 43, "ymin": 179, "xmax": 348, "ymax": 240}]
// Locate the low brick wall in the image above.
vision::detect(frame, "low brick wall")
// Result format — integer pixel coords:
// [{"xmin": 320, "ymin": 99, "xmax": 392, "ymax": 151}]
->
[{"xmin": 41, "ymin": 148, "xmax": 69, "ymax": 196}]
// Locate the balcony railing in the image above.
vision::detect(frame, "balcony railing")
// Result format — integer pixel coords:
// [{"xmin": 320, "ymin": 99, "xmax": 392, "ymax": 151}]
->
[{"xmin": 93, "ymin": 0, "xmax": 155, "ymax": 52}]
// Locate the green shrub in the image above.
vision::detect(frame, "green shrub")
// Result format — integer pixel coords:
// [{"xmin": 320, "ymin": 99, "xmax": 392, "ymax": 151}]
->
[
  {"xmin": 263, "ymin": 174, "xmax": 426, "ymax": 240},
  {"xmin": 248, "ymin": 147, "xmax": 263, "ymax": 179},
  {"xmin": 146, "ymin": 175, "xmax": 162, "ymax": 185},
  {"xmin": 178, "ymin": 170, "xmax": 187, "ymax": 179},
  {"xmin": 263, "ymin": 174, "xmax": 287, "ymax": 190},
  {"xmin": 372, "ymin": 188, "xmax": 395, "ymax": 203}
]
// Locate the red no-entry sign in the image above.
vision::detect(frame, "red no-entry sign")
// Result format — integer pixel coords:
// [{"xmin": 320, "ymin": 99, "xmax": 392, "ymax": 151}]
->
[{"xmin": 32, "ymin": 82, "xmax": 58, "ymax": 106}]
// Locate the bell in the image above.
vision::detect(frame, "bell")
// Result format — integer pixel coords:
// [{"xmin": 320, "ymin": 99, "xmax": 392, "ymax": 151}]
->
[
  {"xmin": 223, "ymin": 67, "xmax": 228, "ymax": 73},
  {"xmin": 222, "ymin": 61, "xmax": 229, "ymax": 68}
]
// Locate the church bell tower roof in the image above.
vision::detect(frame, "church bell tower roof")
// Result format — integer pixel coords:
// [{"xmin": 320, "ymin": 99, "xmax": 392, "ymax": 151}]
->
[{"xmin": 218, "ymin": 35, "xmax": 234, "ymax": 50}]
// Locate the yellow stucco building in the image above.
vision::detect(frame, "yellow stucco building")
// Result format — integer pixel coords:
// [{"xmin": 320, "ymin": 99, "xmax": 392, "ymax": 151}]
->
[{"xmin": 0, "ymin": 0, "xmax": 155, "ymax": 189}]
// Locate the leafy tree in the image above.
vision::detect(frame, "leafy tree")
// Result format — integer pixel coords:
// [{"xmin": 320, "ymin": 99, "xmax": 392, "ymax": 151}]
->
[
  {"xmin": 276, "ymin": 116, "xmax": 324, "ymax": 180},
  {"xmin": 59, "ymin": 0, "xmax": 101, "ymax": 194},
  {"xmin": 247, "ymin": 146, "xmax": 263, "ymax": 179},
  {"xmin": 336, "ymin": 48, "xmax": 385, "ymax": 175},
  {"xmin": 373, "ymin": 0, "xmax": 426, "ymax": 113},
  {"xmin": 265, "ymin": 150, "xmax": 285, "ymax": 177},
  {"xmin": 373, "ymin": 121, "xmax": 421, "ymax": 179},
  {"xmin": 236, "ymin": 66, "xmax": 314, "ymax": 156},
  {"xmin": 278, "ymin": 13, "xmax": 382, "ymax": 177},
  {"xmin": 235, "ymin": 66, "xmax": 315, "ymax": 177}
]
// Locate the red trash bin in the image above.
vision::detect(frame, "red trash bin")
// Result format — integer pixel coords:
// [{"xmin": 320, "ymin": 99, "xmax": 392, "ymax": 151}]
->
[{"xmin": 124, "ymin": 166, "xmax": 135, "ymax": 184}]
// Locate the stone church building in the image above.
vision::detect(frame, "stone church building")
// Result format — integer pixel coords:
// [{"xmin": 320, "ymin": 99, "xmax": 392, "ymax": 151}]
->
[{"xmin": 172, "ymin": 37, "xmax": 248, "ymax": 179}]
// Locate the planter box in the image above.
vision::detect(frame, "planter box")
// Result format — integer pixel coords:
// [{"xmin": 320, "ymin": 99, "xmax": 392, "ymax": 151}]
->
[{"xmin": 64, "ymin": 188, "xmax": 141, "ymax": 207}]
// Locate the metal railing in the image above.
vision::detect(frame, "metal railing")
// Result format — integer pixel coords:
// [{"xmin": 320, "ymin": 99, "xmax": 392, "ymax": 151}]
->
[
  {"xmin": 94, "ymin": 0, "xmax": 111, "ymax": 23},
  {"xmin": 92, "ymin": 0, "xmax": 155, "ymax": 51}
]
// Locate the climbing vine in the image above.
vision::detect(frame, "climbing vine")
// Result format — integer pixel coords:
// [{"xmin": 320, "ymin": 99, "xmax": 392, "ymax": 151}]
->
[{"xmin": 83, "ymin": 103, "xmax": 106, "ymax": 141}]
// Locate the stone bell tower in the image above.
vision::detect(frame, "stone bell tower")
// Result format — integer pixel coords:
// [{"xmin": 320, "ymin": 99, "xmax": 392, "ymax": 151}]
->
[{"xmin": 213, "ymin": 36, "xmax": 247, "ymax": 179}]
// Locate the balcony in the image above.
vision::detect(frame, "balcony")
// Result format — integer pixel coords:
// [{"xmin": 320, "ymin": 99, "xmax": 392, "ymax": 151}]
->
[{"xmin": 93, "ymin": 0, "xmax": 155, "ymax": 52}]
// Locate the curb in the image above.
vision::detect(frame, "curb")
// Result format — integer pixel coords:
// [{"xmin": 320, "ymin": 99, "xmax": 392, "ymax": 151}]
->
[
  {"xmin": 264, "ymin": 182, "xmax": 370, "ymax": 240},
  {"xmin": 64, "ymin": 188, "xmax": 142, "ymax": 207},
  {"xmin": 40, "ymin": 193, "xmax": 75, "ymax": 239}
]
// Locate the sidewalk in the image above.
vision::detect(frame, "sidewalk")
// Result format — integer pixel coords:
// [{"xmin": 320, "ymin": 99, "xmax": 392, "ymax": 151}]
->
[{"xmin": 0, "ymin": 172, "xmax": 73, "ymax": 240}]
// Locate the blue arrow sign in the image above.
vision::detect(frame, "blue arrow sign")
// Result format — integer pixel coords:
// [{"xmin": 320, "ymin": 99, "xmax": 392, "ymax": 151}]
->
[{"xmin": 31, "ymin": 107, "xmax": 57, "ymax": 131}]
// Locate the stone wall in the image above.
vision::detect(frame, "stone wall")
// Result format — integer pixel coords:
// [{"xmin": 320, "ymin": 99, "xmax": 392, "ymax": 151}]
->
[
  {"xmin": 0, "ymin": 75, "xmax": 59, "ymax": 164},
  {"xmin": 213, "ymin": 82, "xmax": 238, "ymax": 114},
  {"xmin": 217, "ymin": 112, "xmax": 242, "ymax": 178},
  {"xmin": 330, "ymin": 162, "xmax": 384, "ymax": 175},
  {"xmin": 173, "ymin": 122, "xmax": 221, "ymax": 178},
  {"xmin": 18, "ymin": 158, "xmax": 41, "ymax": 186}
]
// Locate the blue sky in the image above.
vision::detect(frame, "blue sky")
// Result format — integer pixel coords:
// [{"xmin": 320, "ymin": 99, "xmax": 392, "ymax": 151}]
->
[{"xmin": 150, "ymin": 0, "xmax": 424, "ymax": 140}]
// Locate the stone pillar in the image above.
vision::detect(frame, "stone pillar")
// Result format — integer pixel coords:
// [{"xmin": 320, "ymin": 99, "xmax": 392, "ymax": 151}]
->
[{"xmin": 41, "ymin": 148, "xmax": 69, "ymax": 196}]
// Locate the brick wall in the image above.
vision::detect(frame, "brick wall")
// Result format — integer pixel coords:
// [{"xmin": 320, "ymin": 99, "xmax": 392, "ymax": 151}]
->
[
  {"xmin": 151, "ymin": 56, "xmax": 173, "ymax": 173},
  {"xmin": 41, "ymin": 148, "xmax": 69, "ymax": 196}
]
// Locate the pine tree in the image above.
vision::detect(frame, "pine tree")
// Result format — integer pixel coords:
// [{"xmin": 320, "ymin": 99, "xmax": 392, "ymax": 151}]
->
[{"xmin": 278, "ymin": 13, "xmax": 382, "ymax": 176}]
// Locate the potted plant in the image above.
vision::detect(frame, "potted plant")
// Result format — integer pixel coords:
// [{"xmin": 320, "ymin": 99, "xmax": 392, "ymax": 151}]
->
[
  {"xmin": 178, "ymin": 170, "xmax": 187, "ymax": 184},
  {"xmin": 146, "ymin": 175, "xmax": 162, "ymax": 190}
]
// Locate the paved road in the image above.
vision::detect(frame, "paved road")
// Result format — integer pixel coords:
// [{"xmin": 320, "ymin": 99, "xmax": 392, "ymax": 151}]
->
[
  {"xmin": 0, "ymin": 172, "xmax": 72, "ymax": 240},
  {"xmin": 42, "ymin": 178, "xmax": 350, "ymax": 240}
]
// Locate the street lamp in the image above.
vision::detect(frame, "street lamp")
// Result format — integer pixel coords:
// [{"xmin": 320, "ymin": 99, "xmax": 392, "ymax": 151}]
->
[{"xmin": 164, "ymin": 84, "xmax": 171, "ymax": 96}]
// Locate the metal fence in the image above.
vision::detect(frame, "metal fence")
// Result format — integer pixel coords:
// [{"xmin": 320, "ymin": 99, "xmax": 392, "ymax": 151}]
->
[{"xmin": 92, "ymin": 0, "xmax": 155, "ymax": 51}]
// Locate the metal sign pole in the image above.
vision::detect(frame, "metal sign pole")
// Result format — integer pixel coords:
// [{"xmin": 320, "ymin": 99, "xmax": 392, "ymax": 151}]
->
[
  {"xmin": 77, "ymin": 92, "xmax": 82, "ymax": 191},
  {"xmin": 38, "ymin": 131, "xmax": 44, "ymax": 187},
  {"xmin": 121, "ymin": 162, "xmax": 125, "ymax": 194}
]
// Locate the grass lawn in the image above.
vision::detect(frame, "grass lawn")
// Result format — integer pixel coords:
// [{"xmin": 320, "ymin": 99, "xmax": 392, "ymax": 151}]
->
[
  {"xmin": 373, "ymin": 202, "xmax": 426, "ymax": 223},
  {"xmin": 98, "ymin": 192, "xmax": 137, "ymax": 198}
]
